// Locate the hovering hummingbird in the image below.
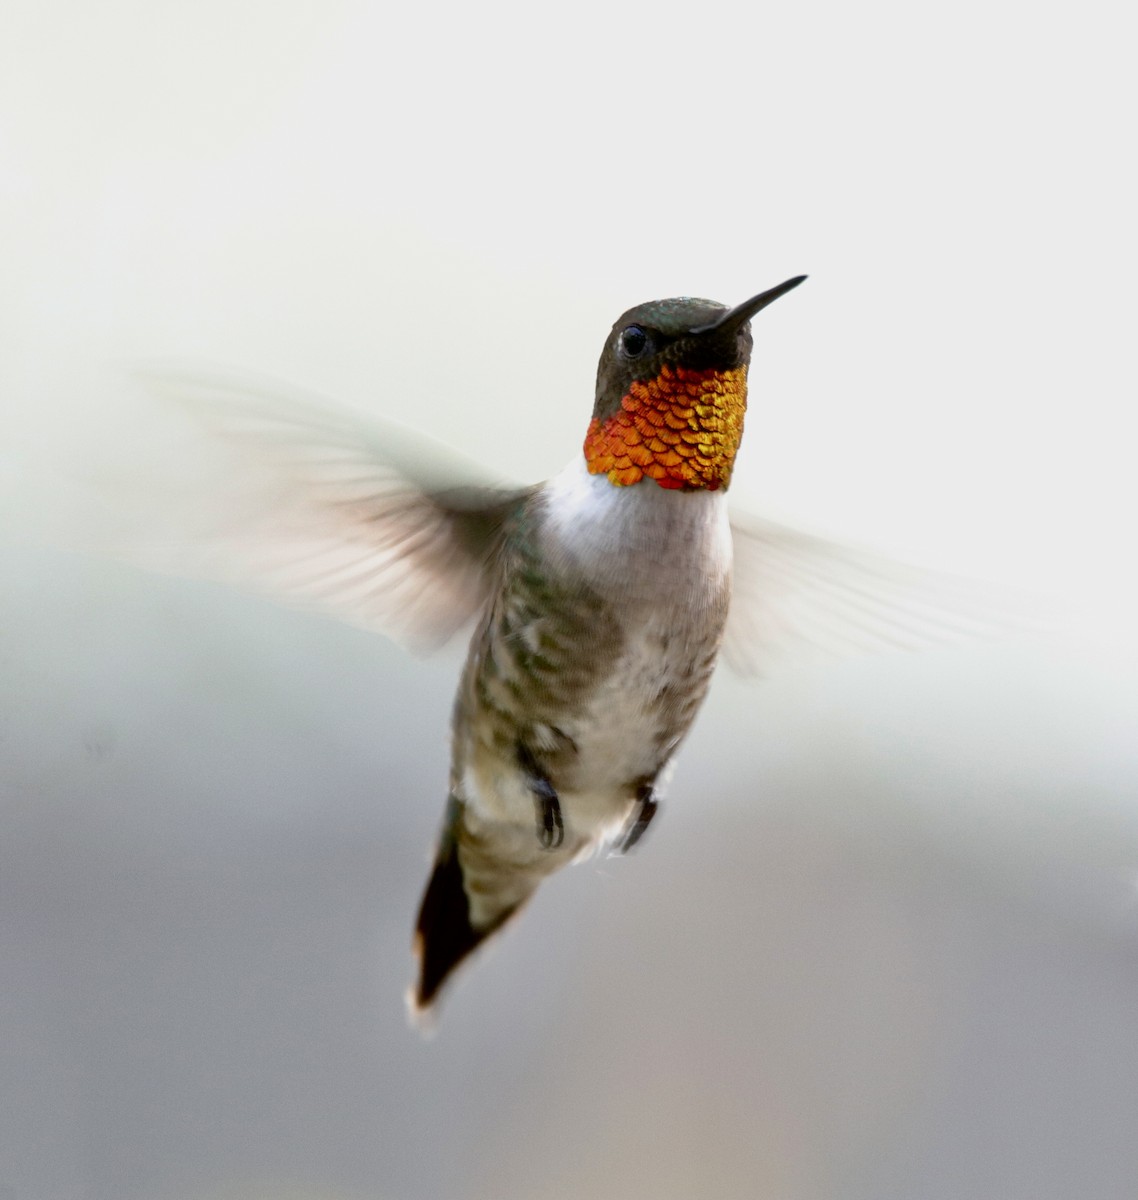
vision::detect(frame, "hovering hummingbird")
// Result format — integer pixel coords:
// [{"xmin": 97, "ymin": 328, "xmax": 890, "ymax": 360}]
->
[
  {"xmin": 136, "ymin": 275, "xmax": 1019, "ymax": 1023},
  {"xmin": 409, "ymin": 276, "xmax": 808, "ymax": 1016}
]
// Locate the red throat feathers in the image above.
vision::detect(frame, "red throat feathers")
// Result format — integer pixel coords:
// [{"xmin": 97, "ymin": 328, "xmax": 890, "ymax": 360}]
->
[{"xmin": 583, "ymin": 363, "xmax": 748, "ymax": 491}]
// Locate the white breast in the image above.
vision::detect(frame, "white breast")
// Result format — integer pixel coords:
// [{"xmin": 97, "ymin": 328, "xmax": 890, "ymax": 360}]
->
[
  {"xmin": 532, "ymin": 458, "xmax": 733, "ymax": 835},
  {"xmin": 540, "ymin": 457, "xmax": 733, "ymax": 609}
]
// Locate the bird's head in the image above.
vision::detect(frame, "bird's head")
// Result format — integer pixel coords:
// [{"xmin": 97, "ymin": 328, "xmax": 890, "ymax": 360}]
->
[{"xmin": 585, "ymin": 276, "xmax": 806, "ymax": 491}]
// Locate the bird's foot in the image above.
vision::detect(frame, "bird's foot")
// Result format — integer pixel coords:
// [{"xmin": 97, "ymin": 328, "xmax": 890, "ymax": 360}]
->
[
  {"xmin": 533, "ymin": 784, "xmax": 564, "ymax": 850},
  {"xmin": 618, "ymin": 784, "xmax": 658, "ymax": 854},
  {"xmin": 517, "ymin": 742, "xmax": 564, "ymax": 850}
]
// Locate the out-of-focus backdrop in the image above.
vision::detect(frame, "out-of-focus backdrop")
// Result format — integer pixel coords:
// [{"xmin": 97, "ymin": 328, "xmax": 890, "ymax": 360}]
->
[{"xmin": 2, "ymin": 3, "xmax": 1137, "ymax": 1198}]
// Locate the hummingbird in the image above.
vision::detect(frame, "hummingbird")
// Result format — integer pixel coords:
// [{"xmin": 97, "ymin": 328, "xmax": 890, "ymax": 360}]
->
[
  {"xmin": 409, "ymin": 275, "xmax": 808, "ymax": 1016},
  {"xmin": 137, "ymin": 275, "xmax": 1020, "ymax": 1023}
]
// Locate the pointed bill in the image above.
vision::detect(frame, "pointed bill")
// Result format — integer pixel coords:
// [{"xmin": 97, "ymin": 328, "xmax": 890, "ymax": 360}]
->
[{"xmin": 691, "ymin": 275, "xmax": 808, "ymax": 335}]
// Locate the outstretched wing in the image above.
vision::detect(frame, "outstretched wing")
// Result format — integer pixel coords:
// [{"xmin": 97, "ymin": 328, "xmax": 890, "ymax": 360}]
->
[
  {"xmin": 134, "ymin": 369, "xmax": 533, "ymax": 651},
  {"xmin": 724, "ymin": 513, "xmax": 1048, "ymax": 675}
]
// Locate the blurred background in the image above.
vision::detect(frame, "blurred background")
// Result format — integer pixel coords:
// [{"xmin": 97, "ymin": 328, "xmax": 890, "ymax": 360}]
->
[{"xmin": 2, "ymin": 1, "xmax": 1137, "ymax": 1197}]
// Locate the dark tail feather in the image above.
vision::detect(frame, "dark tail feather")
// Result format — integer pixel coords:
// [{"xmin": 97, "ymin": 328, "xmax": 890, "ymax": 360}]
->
[
  {"xmin": 412, "ymin": 840, "xmax": 486, "ymax": 1014},
  {"xmin": 409, "ymin": 797, "xmax": 516, "ymax": 1023}
]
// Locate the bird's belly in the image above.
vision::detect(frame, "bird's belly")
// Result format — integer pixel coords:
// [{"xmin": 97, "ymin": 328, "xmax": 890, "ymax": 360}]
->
[
  {"xmin": 458, "ymin": 612, "xmax": 720, "ymax": 849},
  {"xmin": 562, "ymin": 629, "xmax": 706, "ymax": 787}
]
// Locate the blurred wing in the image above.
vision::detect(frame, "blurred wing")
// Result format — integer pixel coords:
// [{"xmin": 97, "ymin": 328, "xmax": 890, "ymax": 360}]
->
[
  {"xmin": 133, "ymin": 369, "xmax": 532, "ymax": 651},
  {"xmin": 724, "ymin": 513, "xmax": 1048, "ymax": 675}
]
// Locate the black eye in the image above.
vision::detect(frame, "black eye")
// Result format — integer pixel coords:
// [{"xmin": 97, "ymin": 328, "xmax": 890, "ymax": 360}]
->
[{"xmin": 618, "ymin": 325, "xmax": 649, "ymax": 358}]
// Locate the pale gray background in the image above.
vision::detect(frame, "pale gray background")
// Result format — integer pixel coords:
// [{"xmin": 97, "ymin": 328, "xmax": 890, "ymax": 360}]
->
[{"xmin": 3, "ymin": 2, "xmax": 1137, "ymax": 1198}]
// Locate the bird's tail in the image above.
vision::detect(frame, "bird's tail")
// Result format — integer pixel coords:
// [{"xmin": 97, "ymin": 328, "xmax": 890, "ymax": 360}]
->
[{"xmin": 409, "ymin": 795, "xmax": 555, "ymax": 1025}]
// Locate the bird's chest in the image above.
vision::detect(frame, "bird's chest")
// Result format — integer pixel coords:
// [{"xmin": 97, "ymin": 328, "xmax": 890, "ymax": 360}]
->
[{"xmin": 510, "ymin": 461, "xmax": 731, "ymax": 777}]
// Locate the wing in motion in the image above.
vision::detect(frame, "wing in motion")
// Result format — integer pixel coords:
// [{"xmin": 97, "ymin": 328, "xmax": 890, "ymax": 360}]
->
[
  {"xmin": 724, "ymin": 513, "xmax": 1049, "ymax": 675},
  {"xmin": 132, "ymin": 369, "xmax": 533, "ymax": 651},
  {"xmin": 124, "ymin": 370, "xmax": 1047, "ymax": 667}
]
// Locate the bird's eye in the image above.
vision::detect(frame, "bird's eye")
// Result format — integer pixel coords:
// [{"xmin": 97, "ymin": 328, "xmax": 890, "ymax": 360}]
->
[{"xmin": 618, "ymin": 325, "xmax": 649, "ymax": 359}]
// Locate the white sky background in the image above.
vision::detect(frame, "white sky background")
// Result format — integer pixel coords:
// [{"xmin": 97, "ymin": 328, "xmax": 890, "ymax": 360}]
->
[
  {"xmin": 3, "ymin": 0, "xmax": 1134, "ymax": 597},
  {"xmin": 3, "ymin": 3, "xmax": 1138, "ymax": 1199}
]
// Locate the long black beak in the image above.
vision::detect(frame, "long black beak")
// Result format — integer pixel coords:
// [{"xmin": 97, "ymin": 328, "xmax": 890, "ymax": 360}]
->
[{"xmin": 692, "ymin": 275, "xmax": 807, "ymax": 335}]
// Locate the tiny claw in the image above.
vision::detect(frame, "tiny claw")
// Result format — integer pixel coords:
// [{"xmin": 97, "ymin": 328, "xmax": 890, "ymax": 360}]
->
[
  {"xmin": 517, "ymin": 741, "xmax": 565, "ymax": 851},
  {"xmin": 619, "ymin": 786, "xmax": 658, "ymax": 854},
  {"xmin": 536, "ymin": 792, "xmax": 564, "ymax": 850}
]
